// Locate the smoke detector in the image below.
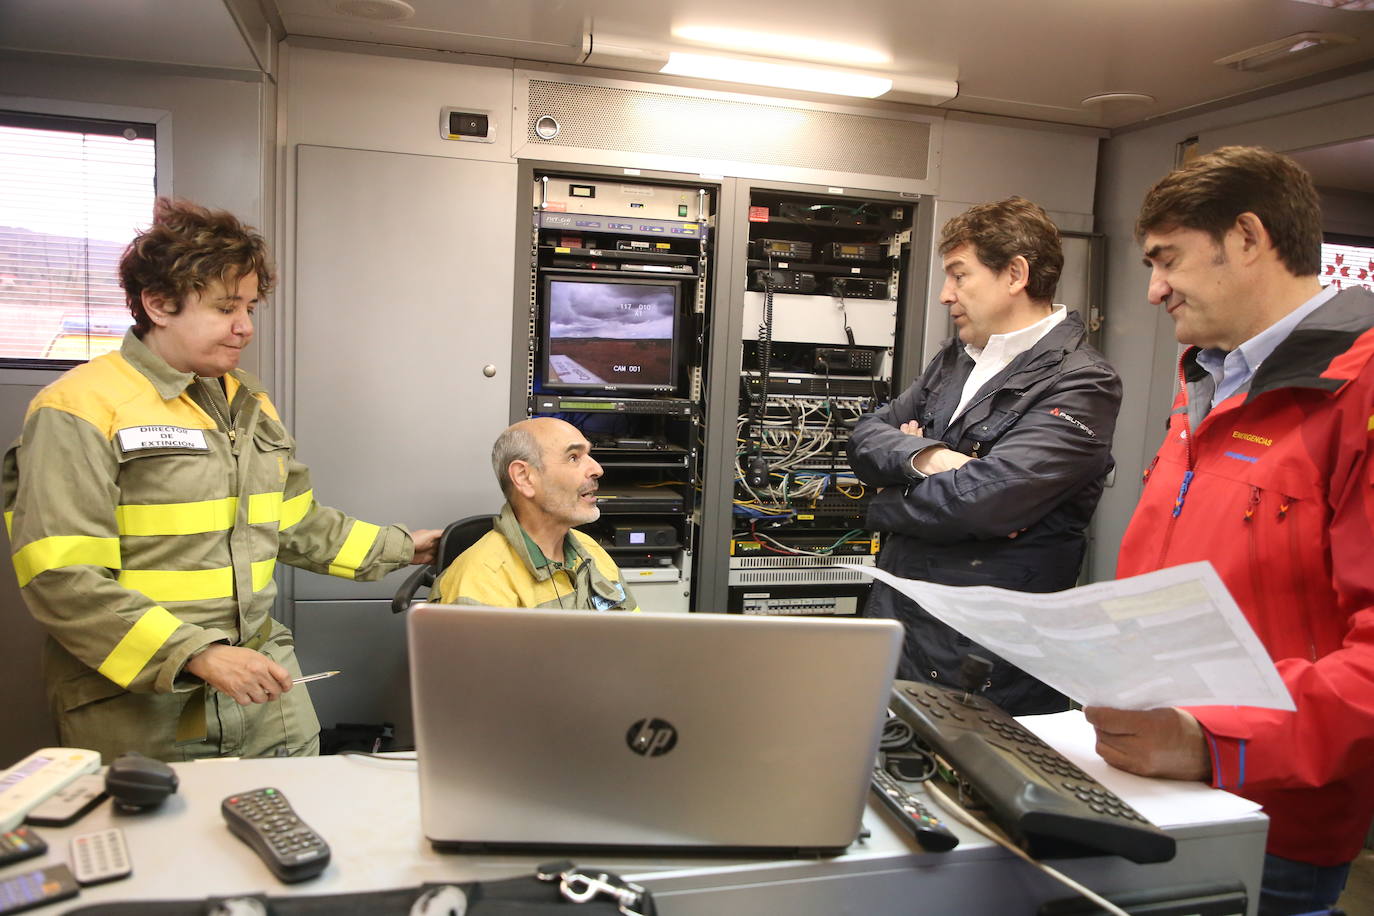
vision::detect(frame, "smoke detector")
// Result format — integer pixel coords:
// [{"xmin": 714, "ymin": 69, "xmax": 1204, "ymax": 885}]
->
[{"xmin": 1081, "ymin": 92, "xmax": 1156, "ymax": 106}]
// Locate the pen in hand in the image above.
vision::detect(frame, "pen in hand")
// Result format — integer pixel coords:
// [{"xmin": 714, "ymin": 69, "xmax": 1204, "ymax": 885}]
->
[{"xmin": 292, "ymin": 670, "xmax": 341, "ymax": 685}]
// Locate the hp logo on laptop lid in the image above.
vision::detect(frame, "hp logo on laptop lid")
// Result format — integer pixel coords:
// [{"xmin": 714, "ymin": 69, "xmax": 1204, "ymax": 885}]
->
[{"xmin": 626, "ymin": 719, "xmax": 677, "ymax": 757}]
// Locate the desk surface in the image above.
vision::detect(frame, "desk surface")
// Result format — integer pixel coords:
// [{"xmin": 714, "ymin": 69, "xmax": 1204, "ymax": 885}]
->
[{"xmin": 10, "ymin": 754, "xmax": 1266, "ymax": 915}]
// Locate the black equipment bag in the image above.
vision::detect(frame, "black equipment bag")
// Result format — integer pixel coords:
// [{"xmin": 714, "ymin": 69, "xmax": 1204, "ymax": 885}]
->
[{"xmin": 66, "ymin": 862, "xmax": 657, "ymax": 916}]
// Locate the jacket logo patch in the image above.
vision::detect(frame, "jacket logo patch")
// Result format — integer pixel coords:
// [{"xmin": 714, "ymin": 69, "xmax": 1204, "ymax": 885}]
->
[
  {"xmin": 116, "ymin": 426, "xmax": 209, "ymax": 452},
  {"xmin": 1231, "ymin": 430, "xmax": 1273, "ymax": 447},
  {"xmin": 1048, "ymin": 407, "xmax": 1095, "ymax": 437},
  {"xmin": 1223, "ymin": 450, "xmax": 1259, "ymax": 464}
]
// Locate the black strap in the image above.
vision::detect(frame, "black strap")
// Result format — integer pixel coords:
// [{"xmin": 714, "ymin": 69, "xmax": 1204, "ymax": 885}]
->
[{"xmin": 63, "ymin": 869, "xmax": 656, "ymax": 916}]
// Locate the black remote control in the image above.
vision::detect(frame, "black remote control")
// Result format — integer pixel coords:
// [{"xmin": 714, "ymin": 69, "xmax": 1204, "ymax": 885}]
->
[
  {"xmin": 0, "ymin": 864, "xmax": 78, "ymax": 914},
  {"xmin": 221, "ymin": 788, "xmax": 329, "ymax": 883},
  {"xmin": 0, "ymin": 827, "xmax": 45, "ymax": 869},
  {"xmin": 870, "ymin": 766, "xmax": 959, "ymax": 851}
]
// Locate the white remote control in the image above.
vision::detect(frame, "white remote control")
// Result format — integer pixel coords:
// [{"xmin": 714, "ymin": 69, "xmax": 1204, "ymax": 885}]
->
[
  {"xmin": 0, "ymin": 749, "xmax": 101, "ymax": 833},
  {"xmin": 70, "ymin": 828, "xmax": 132, "ymax": 886}
]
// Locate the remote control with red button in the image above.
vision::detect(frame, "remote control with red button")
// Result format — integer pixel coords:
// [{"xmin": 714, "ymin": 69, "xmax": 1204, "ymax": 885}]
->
[{"xmin": 221, "ymin": 787, "xmax": 329, "ymax": 882}]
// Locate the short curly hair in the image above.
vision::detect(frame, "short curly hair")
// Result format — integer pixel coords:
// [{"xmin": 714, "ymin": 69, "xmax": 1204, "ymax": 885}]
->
[
  {"xmin": 1135, "ymin": 146, "xmax": 1321, "ymax": 277},
  {"xmin": 119, "ymin": 198, "xmax": 274, "ymax": 335},
  {"xmin": 939, "ymin": 197, "xmax": 1063, "ymax": 303}
]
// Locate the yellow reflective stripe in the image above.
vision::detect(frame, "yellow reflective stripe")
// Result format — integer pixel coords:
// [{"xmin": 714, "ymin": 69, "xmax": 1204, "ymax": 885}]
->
[
  {"xmin": 252, "ymin": 558, "xmax": 276, "ymax": 591},
  {"xmin": 118, "ymin": 559, "xmax": 280, "ymax": 602},
  {"xmin": 12, "ymin": 535, "xmax": 121, "ymax": 588},
  {"xmin": 247, "ymin": 493, "xmax": 283, "ymax": 525},
  {"xmin": 117, "ymin": 498, "xmax": 237, "ymax": 536},
  {"xmin": 96, "ymin": 605, "xmax": 181, "ymax": 688},
  {"xmin": 280, "ymin": 490, "xmax": 313, "ymax": 531},
  {"xmin": 1368, "ymin": 413, "xmax": 1374, "ymax": 433},
  {"xmin": 118, "ymin": 566, "xmax": 233, "ymax": 603},
  {"xmin": 116, "ymin": 493, "xmax": 287, "ymax": 536},
  {"xmin": 4, "ymin": 511, "xmax": 12, "ymax": 538},
  {"xmin": 328, "ymin": 521, "xmax": 380, "ymax": 579}
]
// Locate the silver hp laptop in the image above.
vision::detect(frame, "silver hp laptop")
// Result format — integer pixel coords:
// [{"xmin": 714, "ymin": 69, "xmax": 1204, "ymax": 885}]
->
[{"xmin": 408, "ymin": 604, "xmax": 902, "ymax": 853}]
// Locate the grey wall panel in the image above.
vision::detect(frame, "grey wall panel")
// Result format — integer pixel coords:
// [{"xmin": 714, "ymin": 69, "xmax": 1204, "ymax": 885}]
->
[
  {"xmin": 290, "ymin": 144, "xmax": 515, "ymax": 601},
  {"xmin": 290, "ymin": 599, "xmax": 415, "ymax": 748},
  {"xmin": 1323, "ymin": 189, "xmax": 1374, "ymax": 239},
  {"xmin": 938, "ymin": 115, "xmax": 1102, "ymax": 215}
]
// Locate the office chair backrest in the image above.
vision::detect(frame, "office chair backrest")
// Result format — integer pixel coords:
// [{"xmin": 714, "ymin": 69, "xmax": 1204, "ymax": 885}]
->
[
  {"xmin": 391, "ymin": 514, "xmax": 497, "ymax": 613},
  {"xmin": 437, "ymin": 514, "xmax": 498, "ymax": 571}
]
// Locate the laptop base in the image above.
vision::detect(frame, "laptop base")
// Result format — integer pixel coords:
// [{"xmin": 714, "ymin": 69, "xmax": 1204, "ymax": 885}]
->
[{"xmin": 429, "ymin": 838, "xmax": 852, "ymax": 858}]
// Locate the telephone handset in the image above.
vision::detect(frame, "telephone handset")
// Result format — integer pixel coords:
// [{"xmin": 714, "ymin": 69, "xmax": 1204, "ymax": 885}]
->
[{"xmin": 888, "ymin": 677, "xmax": 1176, "ymax": 864}]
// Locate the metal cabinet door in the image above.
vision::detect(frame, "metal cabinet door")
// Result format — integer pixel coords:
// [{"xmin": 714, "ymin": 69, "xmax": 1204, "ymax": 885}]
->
[{"xmin": 291, "ymin": 144, "xmax": 515, "ymax": 600}]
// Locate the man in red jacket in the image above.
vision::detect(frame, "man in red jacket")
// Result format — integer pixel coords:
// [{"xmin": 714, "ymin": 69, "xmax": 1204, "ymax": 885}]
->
[{"xmin": 1086, "ymin": 146, "xmax": 1374, "ymax": 916}]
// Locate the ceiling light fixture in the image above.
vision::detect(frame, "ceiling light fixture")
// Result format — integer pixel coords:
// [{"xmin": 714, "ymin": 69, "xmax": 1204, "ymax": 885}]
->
[
  {"xmin": 671, "ymin": 26, "xmax": 890, "ymax": 66},
  {"xmin": 1215, "ymin": 31, "xmax": 1356, "ymax": 71},
  {"xmin": 581, "ymin": 30, "xmax": 956, "ymax": 103},
  {"xmin": 660, "ymin": 52, "xmax": 894, "ymax": 98}
]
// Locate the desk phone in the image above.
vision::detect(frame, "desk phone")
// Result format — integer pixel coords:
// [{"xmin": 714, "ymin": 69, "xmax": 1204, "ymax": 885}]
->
[{"xmin": 889, "ymin": 679, "xmax": 1176, "ymax": 864}]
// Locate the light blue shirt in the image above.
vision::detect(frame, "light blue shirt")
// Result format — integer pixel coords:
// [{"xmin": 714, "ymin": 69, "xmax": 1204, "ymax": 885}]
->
[{"xmin": 1195, "ymin": 285, "xmax": 1339, "ymax": 407}]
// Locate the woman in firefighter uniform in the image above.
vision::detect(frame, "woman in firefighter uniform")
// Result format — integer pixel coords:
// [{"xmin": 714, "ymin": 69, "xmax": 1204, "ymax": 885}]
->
[{"xmin": 2, "ymin": 199, "xmax": 439, "ymax": 762}]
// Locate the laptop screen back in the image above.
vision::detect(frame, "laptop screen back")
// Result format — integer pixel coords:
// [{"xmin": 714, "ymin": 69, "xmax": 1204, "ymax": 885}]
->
[{"xmin": 408, "ymin": 605, "xmax": 902, "ymax": 852}]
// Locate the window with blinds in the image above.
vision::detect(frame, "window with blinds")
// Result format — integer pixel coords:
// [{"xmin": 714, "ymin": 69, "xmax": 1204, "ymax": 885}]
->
[
  {"xmin": 1322, "ymin": 234, "xmax": 1374, "ymax": 294},
  {"xmin": 0, "ymin": 111, "xmax": 156, "ymax": 366}
]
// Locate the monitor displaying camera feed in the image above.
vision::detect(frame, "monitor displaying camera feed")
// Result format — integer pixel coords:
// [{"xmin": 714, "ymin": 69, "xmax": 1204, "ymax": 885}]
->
[{"xmin": 541, "ymin": 276, "xmax": 680, "ymax": 393}]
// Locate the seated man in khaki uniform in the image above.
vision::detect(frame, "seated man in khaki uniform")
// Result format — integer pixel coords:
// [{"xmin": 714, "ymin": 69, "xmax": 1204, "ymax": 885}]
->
[{"xmin": 431, "ymin": 417, "xmax": 637, "ymax": 611}]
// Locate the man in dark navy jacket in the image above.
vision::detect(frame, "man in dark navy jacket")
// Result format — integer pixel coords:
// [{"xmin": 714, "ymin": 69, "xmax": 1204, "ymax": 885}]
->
[{"xmin": 848, "ymin": 197, "xmax": 1122, "ymax": 714}]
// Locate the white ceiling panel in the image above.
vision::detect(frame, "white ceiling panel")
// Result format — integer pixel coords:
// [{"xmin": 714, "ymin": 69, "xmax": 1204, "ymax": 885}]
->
[
  {"xmin": 0, "ymin": 0, "xmax": 260, "ymax": 71},
  {"xmin": 1292, "ymin": 136, "xmax": 1374, "ymax": 192}
]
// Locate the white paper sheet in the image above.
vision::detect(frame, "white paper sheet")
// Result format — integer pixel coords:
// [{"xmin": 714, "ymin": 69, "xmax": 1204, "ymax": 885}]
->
[
  {"xmin": 845, "ymin": 560, "xmax": 1294, "ymax": 710},
  {"xmin": 1018, "ymin": 710, "xmax": 1263, "ymax": 827}
]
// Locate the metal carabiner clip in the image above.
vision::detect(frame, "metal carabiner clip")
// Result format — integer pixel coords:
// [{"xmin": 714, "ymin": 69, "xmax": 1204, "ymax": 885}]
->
[{"xmin": 559, "ymin": 870, "xmax": 649, "ymax": 916}]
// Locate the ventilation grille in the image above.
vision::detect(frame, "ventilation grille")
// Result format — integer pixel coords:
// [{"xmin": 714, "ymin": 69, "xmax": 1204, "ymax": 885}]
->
[
  {"xmin": 730, "ymin": 555, "xmax": 874, "ymax": 569},
  {"xmin": 729, "ymin": 567, "xmax": 873, "ymax": 586},
  {"xmin": 526, "ymin": 79, "xmax": 930, "ymax": 181}
]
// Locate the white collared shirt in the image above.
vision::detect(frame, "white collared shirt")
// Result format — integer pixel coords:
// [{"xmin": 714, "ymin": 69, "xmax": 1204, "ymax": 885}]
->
[{"xmin": 951, "ymin": 304, "xmax": 1068, "ymax": 422}]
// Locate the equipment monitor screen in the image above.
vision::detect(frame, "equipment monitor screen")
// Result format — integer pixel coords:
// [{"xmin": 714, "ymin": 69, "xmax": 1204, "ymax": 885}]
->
[{"xmin": 540, "ymin": 275, "xmax": 681, "ymax": 393}]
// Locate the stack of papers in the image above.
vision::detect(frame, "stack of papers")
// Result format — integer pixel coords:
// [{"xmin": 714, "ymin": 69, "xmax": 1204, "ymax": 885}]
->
[{"xmin": 1019, "ymin": 711, "xmax": 1262, "ymax": 827}]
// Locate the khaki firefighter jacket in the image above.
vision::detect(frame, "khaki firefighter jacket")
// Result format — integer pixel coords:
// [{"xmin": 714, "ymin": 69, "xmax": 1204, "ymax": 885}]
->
[
  {"xmin": 431, "ymin": 503, "xmax": 637, "ymax": 611},
  {"xmin": 3, "ymin": 331, "xmax": 414, "ymax": 760}
]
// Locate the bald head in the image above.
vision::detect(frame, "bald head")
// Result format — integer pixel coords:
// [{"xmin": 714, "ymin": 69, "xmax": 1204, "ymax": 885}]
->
[{"xmin": 491, "ymin": 417, "xmax": 586, "ymax": 499}]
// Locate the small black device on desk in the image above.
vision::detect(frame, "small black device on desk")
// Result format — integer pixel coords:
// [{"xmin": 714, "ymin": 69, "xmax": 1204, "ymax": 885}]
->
[
  {"xmin": 105, "ymin": 752, "xmax": 177, "ymax": 812},
  {"xmin": 888, "ymin": 658, "xmax": 1176, "ymax": 864},
  {"xmin": 0, "ymin": 863, "xmax": 78, "ymax": 914},
  {"xmin": 0, "ymin": 828, "xmax": 45, "ymax": 869},
  {"xmin": 25, "ymin": 774, "xmax": 106, "ymax": 827},
  {"xmin": 221, "ymin": 787, "xmax": 330, "ymax": 882},
  {"xmin": 869, "ymin": 766, "xmax": 959, "ymax": 851}
]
